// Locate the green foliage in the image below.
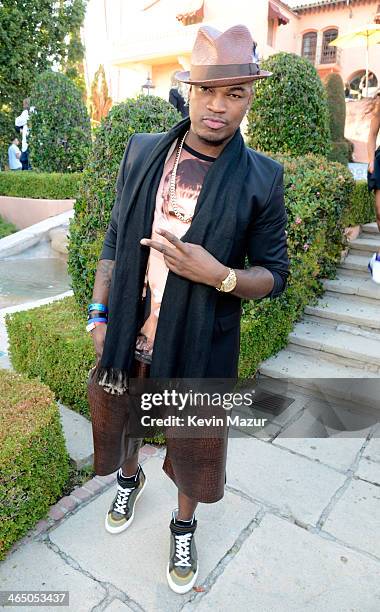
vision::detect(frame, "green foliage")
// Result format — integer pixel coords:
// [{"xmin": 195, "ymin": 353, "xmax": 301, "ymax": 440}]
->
[
  {"xmin": 0, "ymin": 171, "xmax": 81, "ymax": 199},
  {"xmin": 325, "ymin": 73, "xmax": 346, "ymax": 141},
  {"xmin": 324, "ymin": 73, "xmax": 351, "ymax": 164},
  {"xmin": 0, "ymin": 0, "xmax": 87, "ymax": 167},
  {"xmin": 247, "ymin": 52, "xmax": 331, "ymax": 157},
  {"xmin": 342, "ymin": 180, "xmax": 376, "ymax": 227},
  {"xmin": 61, "ymin": 0, "xmax": 87, "ymax": 98},
  {"xmin": 0, "ymin": 369, "xmax": 70, "ymax": 560},
  {"xmin": 29, "ymin": 71, "xmax": 91, "ymax": 172},
  {"xmin": 239, "ymin": 153, "xmax": 354, "ymax": 376},
  {"xmin": 0, "ymin": 215, "xmax": 17, "ymax": 239},
  {"xmin": 329, "ymin": 141, "xmax": 352, "ymax": 165},
  {"xmin": 6, "ymin": 298, "xmax": 94, "ymax": 418},
  {"xmin": 68, "ymin": 95, "xmax": 182, "ymax": 309}
]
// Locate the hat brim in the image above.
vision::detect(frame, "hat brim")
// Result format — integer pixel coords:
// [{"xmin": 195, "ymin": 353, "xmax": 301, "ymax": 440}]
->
[{"xmin": 175, "ymin": 70, "xmax": 272, "ymax": 87}]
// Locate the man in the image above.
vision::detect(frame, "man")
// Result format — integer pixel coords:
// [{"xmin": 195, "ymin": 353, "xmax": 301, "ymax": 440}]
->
[
  {"xmin": 15, "ymin": 98, "xmax": 33, "ymax": 170},
  {"xmin": 8, "ymin": 137, "xmax": 22, "ymax": 170},
  {"xmin": 87, "ymin": 24, "xmax": 289, "ymax": 594},
  {"xmin": 169, "ymin": 72, "xmax": 189, "ymax": 118}
]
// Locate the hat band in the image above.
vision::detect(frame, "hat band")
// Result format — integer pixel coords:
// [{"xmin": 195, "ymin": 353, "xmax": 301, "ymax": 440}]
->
[{"xmin": 190, "ymin": 62, "xmax": 260, "ymax": 81}]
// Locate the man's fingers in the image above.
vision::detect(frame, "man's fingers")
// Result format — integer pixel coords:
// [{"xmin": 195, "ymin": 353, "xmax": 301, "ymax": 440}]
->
[
  {"xmin": 155, "ymin": 228, "xmax": 188, "ymax": 251},
  {"xmin": 140, "ymin": 238, "xmax": 177, "ymax": 256}
]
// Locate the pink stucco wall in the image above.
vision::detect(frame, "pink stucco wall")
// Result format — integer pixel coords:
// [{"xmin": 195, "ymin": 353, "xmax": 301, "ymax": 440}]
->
[{"xmin": 0, "ymin": 197, "xmax": 75, "ymax": 230}]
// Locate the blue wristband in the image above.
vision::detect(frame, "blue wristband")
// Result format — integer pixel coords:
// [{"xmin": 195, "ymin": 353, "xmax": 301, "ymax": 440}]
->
[
  {"xmin": 87, "ymin": 316, "xmax": 108, "ymax": 323},
  {"xmin": 88, "ymin": 303, "xmax": 108, "ymax": 313}
]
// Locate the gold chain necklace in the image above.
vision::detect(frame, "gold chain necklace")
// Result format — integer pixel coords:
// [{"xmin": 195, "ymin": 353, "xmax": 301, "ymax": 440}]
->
[{"xmin": 169, "ymin": 130, "xmax": 193, "ymax": 223}]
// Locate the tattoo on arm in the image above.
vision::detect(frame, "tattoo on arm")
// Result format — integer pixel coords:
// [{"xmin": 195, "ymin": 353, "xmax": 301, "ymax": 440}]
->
[{"xmin": 98, "ymin": 260, "xmax": 115, "ymax": 289}]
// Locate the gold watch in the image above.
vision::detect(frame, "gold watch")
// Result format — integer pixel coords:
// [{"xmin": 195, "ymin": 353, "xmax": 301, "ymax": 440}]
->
[{"xmin": 216, "ymin": 268, "xmax": 237, "ymax": 292}]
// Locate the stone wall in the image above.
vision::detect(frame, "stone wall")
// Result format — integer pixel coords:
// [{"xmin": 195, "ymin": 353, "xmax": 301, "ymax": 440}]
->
[{"xmin": 0, "ymin": 197, "xmax": 75, "ymax": 230}]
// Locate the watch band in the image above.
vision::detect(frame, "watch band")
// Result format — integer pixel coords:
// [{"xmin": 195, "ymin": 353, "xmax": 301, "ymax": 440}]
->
[{"xmin": 216, "ymin": 268, "xmax": 237, "ymax": 292}]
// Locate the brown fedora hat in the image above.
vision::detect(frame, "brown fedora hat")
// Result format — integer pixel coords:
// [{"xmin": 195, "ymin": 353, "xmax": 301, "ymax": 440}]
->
[{"xmin": 176, "ymin": 24, "xmax": 272, "ymax": 87}]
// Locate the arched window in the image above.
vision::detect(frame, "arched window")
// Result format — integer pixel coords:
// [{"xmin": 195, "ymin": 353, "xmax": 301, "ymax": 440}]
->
[
  {"xmin": 301, "ymin": 32, "xmax": 317, "ymax": 63},
  {"xmin": 321, "ymin": 29, "xmax": 338, "ymax": 64}
]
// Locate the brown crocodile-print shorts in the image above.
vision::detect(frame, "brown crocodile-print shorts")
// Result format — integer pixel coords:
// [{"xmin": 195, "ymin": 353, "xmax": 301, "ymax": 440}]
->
[{"xmin": 87, "ymin": 359, "xmax": 229, "ymax": 503}]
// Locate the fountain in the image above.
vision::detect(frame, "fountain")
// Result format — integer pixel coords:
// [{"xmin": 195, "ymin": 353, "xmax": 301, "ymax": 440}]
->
[{"xmin": 0, "ymin": 211, "xmax": 73, "ymax": 308}]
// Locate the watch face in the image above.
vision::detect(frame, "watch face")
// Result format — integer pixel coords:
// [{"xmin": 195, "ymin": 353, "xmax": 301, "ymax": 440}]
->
[{"xmin": 222, "ymin": 270, "xmax": 237, "ymax": 292}]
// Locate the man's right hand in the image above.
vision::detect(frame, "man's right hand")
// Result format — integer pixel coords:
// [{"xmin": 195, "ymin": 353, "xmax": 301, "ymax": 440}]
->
[
  {"xmin": 369, "ymin": 160, "xmax": 375, "ymax": 174},
  {"xmin": 91, "ymin": 324, "xmax": 107, "ymax": 366}
]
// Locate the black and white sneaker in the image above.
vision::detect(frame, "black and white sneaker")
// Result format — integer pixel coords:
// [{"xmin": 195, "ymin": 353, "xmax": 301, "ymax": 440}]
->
[
  {"xmin": 105, "ymin": 463, "xmax": 147, "ymax": 534},
  {"xmin": 166, "ymin": 508, "xmax": 199, "ymax": 594}
]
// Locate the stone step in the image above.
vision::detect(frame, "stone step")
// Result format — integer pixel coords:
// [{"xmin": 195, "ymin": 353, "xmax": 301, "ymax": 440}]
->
[
  {"xmin": 259, "ymin": 348, "xmax": 379, "ymax": 410},
  {"xmin": 349, "ymin": 236, "xmax": 380, "ymax": 256},
  {"xmin": 361, "ymin": 223, "xmax": 379, "ymax": 235},
  {"xmin": 304, "ymin": 293, "xmax": 380, "ymax": 329},
  {"xmin": 58, "ymin": 402, "xmax": 94, "ymax": 470},
  {"xmin": 323, "ymin": 275, "xmax": 380, "ymax": 300},
  {"xmin": 340, "ymin": 253, "xmax": 370, "ymax": 275},
  {"xmin": 288, "ymin": 319, "xmax": 380, "ymax": 366}
]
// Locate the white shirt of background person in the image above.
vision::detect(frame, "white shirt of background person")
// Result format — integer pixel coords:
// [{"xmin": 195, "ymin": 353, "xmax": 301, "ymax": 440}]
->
[{"xmin": 8, "ymin": 141, "xmax": 22, "ymax": 170}]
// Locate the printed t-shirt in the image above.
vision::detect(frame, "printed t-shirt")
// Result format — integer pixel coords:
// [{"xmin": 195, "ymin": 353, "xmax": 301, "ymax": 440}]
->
[{"xmin": 135, "ymin": 139, "xmax": 215, "ymax": 363}]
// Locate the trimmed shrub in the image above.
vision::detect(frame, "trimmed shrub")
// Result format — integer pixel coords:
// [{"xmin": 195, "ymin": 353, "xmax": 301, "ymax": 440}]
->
[
  {"xmin": 239, "ymin": 153, "xmax": 354, "ymax": 375},
  {"xmin": 342, "ymin": 180, "xmax": 376, "ymax": 227},
  {"xmin": 68, "ymin": 95, "xmax": 182, "ymax": 309},
  {"xmin": 29, "ymin": 71, "xmax": 91, "ymax": 172},
  {"xmin": 324, "ymin": 73, "xmax": 352, "ymax": 164},
  {"xmin": 5, "ymin": 298, "xmax": 94, "ymax": 418},
  {"xmin": 247, "ymin": 52, "xmax": 331, "ymax": 157},
  {"xmin": 0, "ymin": 369, "xmax": 70, "ymax": 560},
  {"xmin": 0, "ymin": 215, "xmax": 17, "ymax": 239},
  {"xmin": 0, "ymin": 171, "xmax": 81, "ymax": 199},
  {"xmin": 7, "ymin": 154, "xmax": 355, "ymax": 412}
]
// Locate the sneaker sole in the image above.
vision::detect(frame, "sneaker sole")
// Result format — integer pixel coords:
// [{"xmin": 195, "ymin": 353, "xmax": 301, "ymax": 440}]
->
[
  {"xmin": 166, "ymin": 562, "xmax": 199, "ymax": 595},
  {"xmin": 104, "ymin": 474, "xmax": 147, "ymax": 534}
]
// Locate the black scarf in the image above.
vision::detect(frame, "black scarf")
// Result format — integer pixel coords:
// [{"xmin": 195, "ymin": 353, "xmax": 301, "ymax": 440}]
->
[{"xmin": 95, "ymin": 117, "xmax": 249, "ymax": 394}]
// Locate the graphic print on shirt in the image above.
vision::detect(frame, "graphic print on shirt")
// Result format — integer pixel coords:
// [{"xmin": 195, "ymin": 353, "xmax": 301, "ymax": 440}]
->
[{"xmin": 135, "ymin": 145, "xmax": 214, "ymax": 362}]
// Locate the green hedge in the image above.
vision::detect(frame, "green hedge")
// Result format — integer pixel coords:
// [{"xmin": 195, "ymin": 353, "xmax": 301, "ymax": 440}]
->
[
  {"xmin": 6, "ymin": 153, "xmax": 355, "ymax": 414},
  {"xmin": 6, "ymin": 298, "xmax": 94, "ymax": 418},
  {"xmin": 0, "ymin": 215, "xmax": 17, "ymax": 239},
  {"xmin": 29, "ymin": 71, "xmax": 92, "ymax": 173},
  {"xmin": 247, "ymin": 52, "xmax": 331, "ymax": 157},
  {"xmin": 342, "ymin": 180, "xmax": 376, "ymax": 227},
  {"xmin": 0, "ymin": 171, "xmax": 82, "ymax": 199},
  {"xmin": 0, "ymin": 369, "xmax": 70, "ymax": 560},
  {"xmin": 239, "ymin": 152, "xmax": 354, "ymax": 375}
]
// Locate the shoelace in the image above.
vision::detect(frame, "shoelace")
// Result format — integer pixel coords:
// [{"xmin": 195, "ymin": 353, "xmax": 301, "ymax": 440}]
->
[
  {"xmin": 113, "ymin": 483, "xmax": 135, "ymax": 514},
  {"xmin": 174, "ymin": 532, "xmax": 193, "ymax": 567}
]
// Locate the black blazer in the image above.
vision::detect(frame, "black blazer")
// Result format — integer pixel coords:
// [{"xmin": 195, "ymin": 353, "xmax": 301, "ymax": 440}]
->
[{"xmin": 100, "ymin": 132, "xmax": 289, "ymax": 377}]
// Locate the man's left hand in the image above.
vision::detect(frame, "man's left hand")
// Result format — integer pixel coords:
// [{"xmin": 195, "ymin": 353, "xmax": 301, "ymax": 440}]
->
[{"xmin": 140, "ymin": 229, "xmax": 228, "ymax": 287}]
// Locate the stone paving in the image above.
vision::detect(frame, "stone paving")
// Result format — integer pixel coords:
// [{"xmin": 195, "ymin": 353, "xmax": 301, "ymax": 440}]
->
[{"xmin": 1, "ymin": 420, "xmax": 379, "ymax": 611}]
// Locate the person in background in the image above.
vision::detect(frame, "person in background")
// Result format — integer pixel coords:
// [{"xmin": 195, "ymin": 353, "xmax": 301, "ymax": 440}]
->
[
  {"xmin": 366, "ymin": 89, "xmax": 380, "ymax": 283},
  {"xmin": 252, "ymin": 40, "xmax": 260, "ymax": 64},
  {"xmin": 15, "ymin": 98, "xmax": 34, "ymax": 170},
  {"xmin": 169, "ymin": 72, "xmax": 189, "ymax": 118},
  {"xmin": 8, "ymin": 137, "xmax": 22, "ymax": 171}
]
